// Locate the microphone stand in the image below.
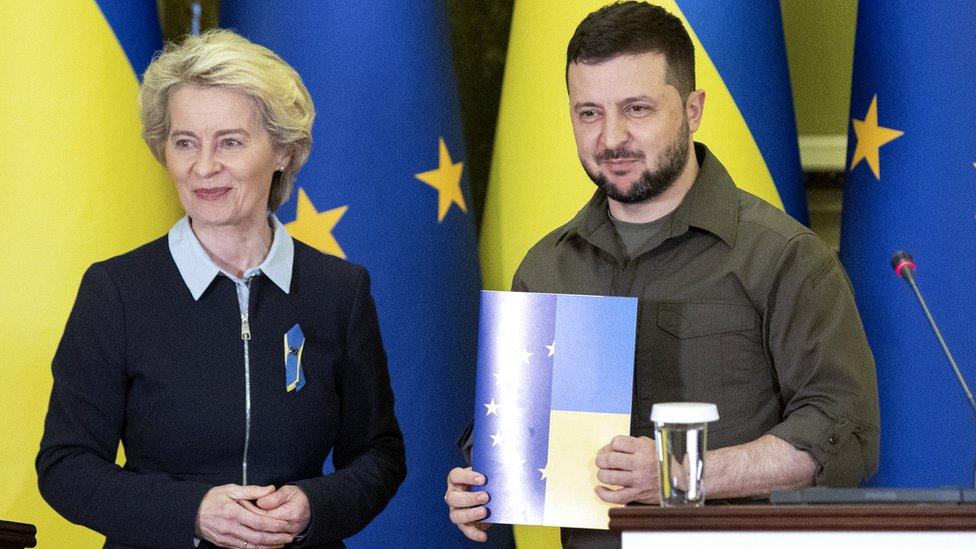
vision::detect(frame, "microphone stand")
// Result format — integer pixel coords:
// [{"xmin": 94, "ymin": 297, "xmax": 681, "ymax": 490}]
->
[{"xmin": 894, "ymin": 252, "xmax": 976, "ymax": 488}]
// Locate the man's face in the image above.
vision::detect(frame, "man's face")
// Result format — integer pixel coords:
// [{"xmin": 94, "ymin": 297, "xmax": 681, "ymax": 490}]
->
[{"xmin": 568, "ymin": 52, "xmax": 695, "ymax": 204}]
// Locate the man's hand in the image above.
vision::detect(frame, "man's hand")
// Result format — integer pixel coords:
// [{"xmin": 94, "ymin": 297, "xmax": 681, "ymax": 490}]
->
[
  {"xmin": 444, "ymin": 467, "xmax": 492, "ymax": 542},
  {"xmin": 250, "ymin": 485, "xmax": 311, "ymax": 538},
  {"xmin": 594, "ymin": 435, "xmax": 660, "ymax": 504},
  {"xmin": 196, "ymin": 484, "xmax": 294, "ymax": 549}
]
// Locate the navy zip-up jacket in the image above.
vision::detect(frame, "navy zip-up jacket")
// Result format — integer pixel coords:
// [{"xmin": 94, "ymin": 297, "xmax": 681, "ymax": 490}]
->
[{"xmin": 37, "ymin": 236, "xmax": 406, "ymax": 548}]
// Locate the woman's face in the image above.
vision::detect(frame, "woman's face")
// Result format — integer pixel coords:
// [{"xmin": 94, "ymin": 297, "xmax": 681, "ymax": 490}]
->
[{"xmin": 164, "ymin": 86, "xmax": 290, "ymax": 233}]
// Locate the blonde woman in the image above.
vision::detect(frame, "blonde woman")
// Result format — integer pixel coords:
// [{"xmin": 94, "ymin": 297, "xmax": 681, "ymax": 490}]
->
[{"xmin": 37, "ymin": 30, "xmax": 405, "ymax": 549}]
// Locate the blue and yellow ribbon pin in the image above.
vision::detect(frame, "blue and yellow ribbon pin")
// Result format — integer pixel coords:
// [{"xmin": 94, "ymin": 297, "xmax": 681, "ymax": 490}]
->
[{"xmin": 284, "ymin": 323, "xmax": 307, "ymax": 392}]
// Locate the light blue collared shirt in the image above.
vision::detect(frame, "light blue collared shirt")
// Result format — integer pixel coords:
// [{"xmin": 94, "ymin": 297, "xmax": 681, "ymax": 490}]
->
[{"xmin": 168, "ymin": 214, "xmax": 294, "ymax": 311}]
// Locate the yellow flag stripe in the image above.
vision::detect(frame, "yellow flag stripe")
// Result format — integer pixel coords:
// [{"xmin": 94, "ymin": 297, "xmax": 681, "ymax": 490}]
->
[{"xmin": 0, "ymin": 3, "xmax": 181, "ymax": 546}]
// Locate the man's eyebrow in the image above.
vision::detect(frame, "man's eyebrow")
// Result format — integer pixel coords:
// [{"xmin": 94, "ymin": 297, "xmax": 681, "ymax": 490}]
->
[
  {"xmin": 572, "ymin": 101, "xmax": 602, "ymax": 110},
  {"xmin": 620, "ymin": 95, "xmax": 654, "ymax": 103}
]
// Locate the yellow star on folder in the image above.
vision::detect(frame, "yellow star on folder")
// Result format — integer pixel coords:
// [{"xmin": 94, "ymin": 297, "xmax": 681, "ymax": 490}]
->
[
  {"xmin": 850, "ymin": 95, "xmax": 904, "ymax": 180},
  {"xmin": 414, "ymin": 137, "xmax": 467, "ymax": 222},
  {"xmin": 286, "ymin": 188, "xmax": 348, "ymax": 259}
]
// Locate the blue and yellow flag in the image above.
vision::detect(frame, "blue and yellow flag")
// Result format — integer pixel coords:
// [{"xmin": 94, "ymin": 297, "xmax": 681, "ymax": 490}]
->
[
  {"xmin": 222, "ymin": 3, "xmax": 491, "ymax": 547},
  {"xmin": 481, "ymin": 0, "xmax": 807, "ymax": 293},
  {"xmin": 839, "ymin": 1, "xmax": 976, "ymax": 488},
  {"xmin": 472, "ymin": 291, "xmax": 636, "ymax": 530},
  {"xmin": 0, "ymin": 2, "xmax": 177, "ymax": 546}
]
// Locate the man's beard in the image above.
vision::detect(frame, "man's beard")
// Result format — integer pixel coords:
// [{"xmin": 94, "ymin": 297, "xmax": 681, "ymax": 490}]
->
[{"xmin": 584, "ymin": 119, "xmax": 691, "ymax": 205}]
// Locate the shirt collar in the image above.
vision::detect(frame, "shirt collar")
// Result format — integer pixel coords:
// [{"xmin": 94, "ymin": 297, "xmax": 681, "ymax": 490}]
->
[
  {"xmin": 564, "ymin": 142, "xmax": 739, "ymax": 250},
  {"xmin": 168, "ymin": 214, "xmax": 294, "ymax": 300},
  {"xmin": 669, "ymin": 142, "xmax": 739, "ymax": 247}
]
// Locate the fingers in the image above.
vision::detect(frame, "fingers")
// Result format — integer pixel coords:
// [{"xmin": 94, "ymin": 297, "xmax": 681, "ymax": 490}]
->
[
  {"xmin": 595, "ymin": 484, "xmax": 639, "ymax": 504},
  {"xmin": 234, "ymin": 504, "xmax": 294, "ymax": 534},
  {"xmin": 251, "ymin": 486, "xmax": 311, "ymax": 535},
  {"xmin": 445, "ymin": 467, "xmax": 492, "ymax": 542},
  {"xmin": 444, "ymin": 467, "xmax": 488, "ymax": 513},
  {"xmin": 198, "ymin": 516, "xmax": 293, "ymax": 548},
  {"xmin": 447, "ymin": 467, "xmax": 485, "ymax": 490},
  {"xmin": 255, "ymin": 489, "xmax": 287, "ymax": 511},
  {"xmin": 230, "ymin": 484, "xmax": 277, "ymax": 501},
  {"xmin": 596, "ymin": 436, "xmax": 656, "ymax": 469},
  {"xmin": 595, "ymin": 448, "xmax": 635, "ymax": 470},
  {"xmin": 197, "ymin": 485, "xmax": 297, "ymax": 547},
  {"xmin": 593, "ymin": 436, "xmax": 659, "ymax": 505},
  {"xmin": 608, "ymin": 435, "xmax": 641, "ymax": 453},
  {"xmin": 445, "ymin": 487, "xmax": 488, "ymax": 509},
  {"xmin": 458, "ymin": 521, "xmax": 490, "ymax": 542},
  {"xmin": 596, "ymin": 467, "xmax": 631, "ymax": 486},
  {"xmin": 235, "ymin": 524, "xmax": 293, "ymax": 548}
]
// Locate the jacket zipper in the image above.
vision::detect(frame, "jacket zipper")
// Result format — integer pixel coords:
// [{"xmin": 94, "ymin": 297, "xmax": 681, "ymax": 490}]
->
[{"xmin": 240, "ymin": 278, "xmax": 253, "ymax": 486}]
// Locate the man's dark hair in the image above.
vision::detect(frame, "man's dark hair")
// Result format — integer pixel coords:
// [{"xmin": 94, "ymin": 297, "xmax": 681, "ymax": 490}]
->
[{"xmin": 566, "ymin": 1, "xmax": 695, "ymax": 99}]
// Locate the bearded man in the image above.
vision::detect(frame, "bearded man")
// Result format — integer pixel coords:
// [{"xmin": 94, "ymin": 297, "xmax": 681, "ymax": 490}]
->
[{"xmin": 446, "ymin": 3, "xmax": 879, "ymax": 547}]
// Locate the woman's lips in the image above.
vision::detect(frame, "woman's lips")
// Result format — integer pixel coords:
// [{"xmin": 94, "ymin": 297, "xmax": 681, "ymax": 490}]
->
[{"xmin": 193, "ymin": 187, "xmax": 232, "ymax": 200}]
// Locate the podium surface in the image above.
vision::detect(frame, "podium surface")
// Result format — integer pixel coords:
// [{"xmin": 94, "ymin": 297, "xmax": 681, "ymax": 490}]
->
[{"xmin": 610, "ymin": 504, "xmax": 976, "ymax": 549}]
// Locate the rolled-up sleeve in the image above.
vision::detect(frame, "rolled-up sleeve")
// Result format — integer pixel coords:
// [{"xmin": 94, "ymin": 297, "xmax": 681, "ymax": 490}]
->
[{"xmin": 764, "ymin": 234, "xmax": 880, "ymax": 486}]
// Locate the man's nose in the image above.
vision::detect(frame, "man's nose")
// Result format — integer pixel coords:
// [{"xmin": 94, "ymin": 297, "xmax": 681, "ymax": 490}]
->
[{"xmin": 600, "ymin": 114, "xmax": 630, "ymax": 151}]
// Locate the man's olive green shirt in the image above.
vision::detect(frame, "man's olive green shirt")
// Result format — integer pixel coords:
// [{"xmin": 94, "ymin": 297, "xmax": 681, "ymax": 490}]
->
[{"xmin": 513, "ymin": 144, "xmax": 879, "ymax": 485}]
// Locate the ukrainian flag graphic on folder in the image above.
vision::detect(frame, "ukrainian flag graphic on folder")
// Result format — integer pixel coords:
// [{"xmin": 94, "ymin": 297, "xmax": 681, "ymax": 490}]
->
[
  {"xmin": 481, "ymin": 0, "xmax": 806, "ymax": 292},
  {"xmin": 0, "ymin": 2, "xmax": 176, "ymax": 547},
  {"xmin": 222, "ymin": 3, "xmax": 487, "ymax": 547},
  {"xmin": 840, "ymin": 1, "xmax": 976, "ymax": 488},
  {"xmin": 472, "ymin": 291, "xmax": 637, "ymax": 530}
]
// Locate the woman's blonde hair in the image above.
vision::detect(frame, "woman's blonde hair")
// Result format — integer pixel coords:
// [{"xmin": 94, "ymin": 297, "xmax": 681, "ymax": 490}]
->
[{"xmin": 139, "ymin": 28, "xmax": 314, "ymax": 210}]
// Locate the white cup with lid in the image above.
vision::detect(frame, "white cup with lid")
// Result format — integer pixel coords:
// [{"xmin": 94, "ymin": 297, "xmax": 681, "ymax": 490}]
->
[{"xmin": 650, "ymin": 402, "xmax": 719, "ymax": 507}]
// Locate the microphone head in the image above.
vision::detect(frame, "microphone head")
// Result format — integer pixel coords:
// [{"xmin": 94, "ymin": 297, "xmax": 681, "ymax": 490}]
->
[{"xmin": 891, "ymin": 251, "xmax": 916, "ymax": 278}]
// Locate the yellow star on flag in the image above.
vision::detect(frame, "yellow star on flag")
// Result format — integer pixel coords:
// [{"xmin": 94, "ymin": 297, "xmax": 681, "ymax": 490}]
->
[
  {"xmin": 850, "ymin": 95, "xmax": 904, "ymax": 180},
  {"xmin": 285, "ymin": 187, "xmax": 348, "ymax": 259},
  {"xmin": 414, "ymin": 137, "xmax": 467, "ymax": 222}
]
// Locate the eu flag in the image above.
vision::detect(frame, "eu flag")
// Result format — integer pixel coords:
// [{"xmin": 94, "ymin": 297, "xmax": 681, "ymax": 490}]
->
[
  {"xmin": 839, "ymin": 1, "xmax": 976, "ymax": 488},
  {"xmin": 221, "ymin": 3, "xmax": 485, "ymax": 547}
]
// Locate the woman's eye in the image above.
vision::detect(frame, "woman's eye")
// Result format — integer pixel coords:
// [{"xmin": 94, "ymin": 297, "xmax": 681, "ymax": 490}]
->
[{"xmin": 222, "ymin": 138, "xmax": 243, "ymax": 148}]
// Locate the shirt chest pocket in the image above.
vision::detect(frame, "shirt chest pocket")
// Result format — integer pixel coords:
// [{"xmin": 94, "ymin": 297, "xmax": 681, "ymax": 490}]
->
[{"xmin": 634, "ymin": 301, "xmax": 768, "ymax": 436}]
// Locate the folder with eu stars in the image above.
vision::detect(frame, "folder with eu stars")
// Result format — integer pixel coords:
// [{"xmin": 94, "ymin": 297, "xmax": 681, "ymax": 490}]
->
[{"xmin": 471, "ymin": 290, "xmax": 638, "ymax": 530}]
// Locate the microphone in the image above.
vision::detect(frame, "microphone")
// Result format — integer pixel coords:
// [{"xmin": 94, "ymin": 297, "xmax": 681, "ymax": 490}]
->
[
  {"xmin": 892, "ymin": 251, "xmax": 976, "ymax": 489},
  {"xmin": 891, "ymin": 251, "xmax": 917, "ymax": 281},
  {"xmin": 890, "ymin": 251, "xmax": 976, "ymax": 416}
]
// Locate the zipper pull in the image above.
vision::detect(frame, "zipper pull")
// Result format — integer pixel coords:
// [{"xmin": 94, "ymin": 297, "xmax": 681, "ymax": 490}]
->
[{"xmin": 241, "ymin": 313, "xmax": 251, "ymax": 340}]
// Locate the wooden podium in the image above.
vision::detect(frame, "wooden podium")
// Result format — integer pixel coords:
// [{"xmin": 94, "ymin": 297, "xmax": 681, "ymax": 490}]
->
[
  {"xmin": 0, "ymin": 520, "xmax": 36, "ymax": 549},
  {"xmin": 609, "ymin": 504, "xmax": 976, "ymax": 549}
]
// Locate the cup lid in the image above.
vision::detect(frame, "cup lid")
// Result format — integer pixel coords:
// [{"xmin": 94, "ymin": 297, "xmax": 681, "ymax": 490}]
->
[{"xmin": 650, "ymin": 402, "xmax": 719, "ymax": 423}]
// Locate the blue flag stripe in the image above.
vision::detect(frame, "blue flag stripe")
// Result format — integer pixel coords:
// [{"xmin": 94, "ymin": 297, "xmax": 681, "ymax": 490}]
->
[
  {"xmin": 677, "ymin": 0, "xmax": 808, "ymax": 225},
  {"xmin": 95, "ymin": 0, "xmax": 162, "ymax": 77}
]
